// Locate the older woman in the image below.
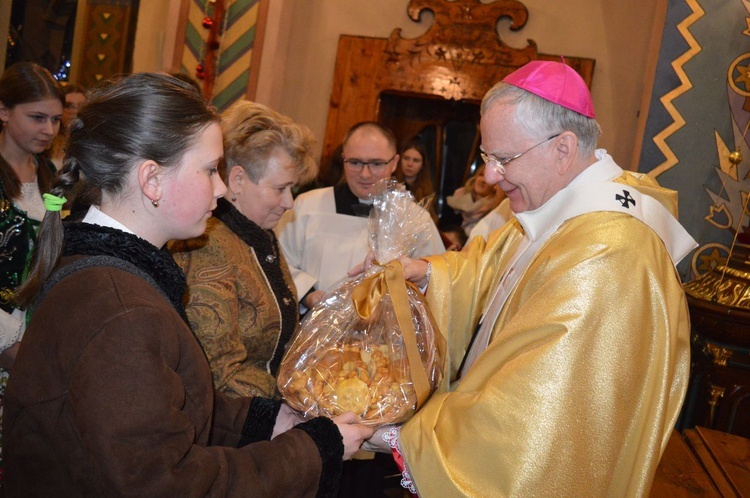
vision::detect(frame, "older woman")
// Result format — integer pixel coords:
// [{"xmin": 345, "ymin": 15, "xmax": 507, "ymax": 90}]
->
[{"xmin": 172, "ymin": 100, "xmax": 317, "ymax": 398}]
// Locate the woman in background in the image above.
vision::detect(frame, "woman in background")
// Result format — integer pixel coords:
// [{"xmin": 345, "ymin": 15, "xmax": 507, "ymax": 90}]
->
[
  {"xmin": 394, "ymin": 137, "xmax": 436, "ymax": 220},
  {"xmin": 0, "ymin": 62, "xmax": 62, "ymax": 378},
  {"xmin": 446, "ymin": 163, "xmax": 505, "ymax": 235},
  {"xmin": 172, "ymin": 100, "xmax": 317, "ymax": 398},
  {"xmin": 0, "ymin": 61, "xmax": 62, "ymax": 477},
  {"xmin": 48, "ymin": 83, "xmax": 86, "ymax": 170},
  {"xmin": 5, "ymin": 73, "xmax": 370, "ymax": 495}
]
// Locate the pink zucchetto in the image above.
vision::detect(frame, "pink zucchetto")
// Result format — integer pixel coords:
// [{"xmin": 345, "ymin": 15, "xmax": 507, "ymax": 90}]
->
[{"xmin": 503, "ymin": 61, "xmax": 596, "ymax": 118}]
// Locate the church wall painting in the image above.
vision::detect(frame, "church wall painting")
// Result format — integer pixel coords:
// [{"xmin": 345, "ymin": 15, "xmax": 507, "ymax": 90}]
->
[
  {"xmin": 177, "ymin": 0, "xmax": 268, "ymax": 110},
  {"xmin": 639, "ymin": 0, "xmax": 750, "ymax": 280}
]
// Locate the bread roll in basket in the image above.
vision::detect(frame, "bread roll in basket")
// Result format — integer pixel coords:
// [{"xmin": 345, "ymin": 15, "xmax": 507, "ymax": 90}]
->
[{"xmin": 278, "ymin": 264, "xmax": 444, "ymax": 427}]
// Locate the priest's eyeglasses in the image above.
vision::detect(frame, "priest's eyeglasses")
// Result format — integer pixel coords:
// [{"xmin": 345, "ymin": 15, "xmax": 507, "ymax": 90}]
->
[
  {"xmin": 480, "ymin": 134, "xmax": 560, "ymax": 176},
  {"xmin": 343, "ymin": 154, "xmax": 397, "ymax": 173}
]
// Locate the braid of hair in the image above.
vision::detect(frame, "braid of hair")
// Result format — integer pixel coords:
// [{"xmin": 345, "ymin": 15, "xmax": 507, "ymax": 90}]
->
[{"xmin": 15, "ymin": 157, "xmax": 82, "ymax": 307}]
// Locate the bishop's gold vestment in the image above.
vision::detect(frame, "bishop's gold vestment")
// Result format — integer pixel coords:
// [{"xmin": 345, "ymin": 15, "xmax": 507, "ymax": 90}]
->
[{"xmin": 400, "ymin": 167, "xmax": 692, "ymax": 497}]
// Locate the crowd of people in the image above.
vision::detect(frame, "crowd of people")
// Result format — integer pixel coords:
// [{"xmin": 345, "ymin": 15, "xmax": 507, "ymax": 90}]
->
[{"xmin": 0, "ymin": 59, "xmax": 696, "ymax": 497}]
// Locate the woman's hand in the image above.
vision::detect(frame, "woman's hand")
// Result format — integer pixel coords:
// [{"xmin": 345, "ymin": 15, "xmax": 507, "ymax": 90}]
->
[
  {"xmin": 302, "ymin": 290, "xmax": 326, "ymax": 309},
  {"xmin": 332, "ymin": 412, "xmax": 375, "ymax": 460},
  {"xmin": 0, "ymin": 342, "xmax": 21, "ymax": 370}
]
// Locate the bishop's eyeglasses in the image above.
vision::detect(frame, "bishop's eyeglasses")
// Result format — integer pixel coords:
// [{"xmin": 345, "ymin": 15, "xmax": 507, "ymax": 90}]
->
[{"xmin": 480, "ymin": 133, "xmax": 560, "ymax": 176}]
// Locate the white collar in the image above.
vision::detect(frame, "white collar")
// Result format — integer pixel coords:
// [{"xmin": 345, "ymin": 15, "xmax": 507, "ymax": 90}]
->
[
  {"xmin": 515, "ymin": 150, "xmax": 621, "ymax": 241},
  {"xmin": 513, "ymin": 150, "xmax": 696, "ymax": 264},
  {"xmin": 567, "ymin": 149, "xmax": 623, "ymax": 187},
  {"xmin": 82, "ymin": 206, "xmax": 135, "ymax": 235}
]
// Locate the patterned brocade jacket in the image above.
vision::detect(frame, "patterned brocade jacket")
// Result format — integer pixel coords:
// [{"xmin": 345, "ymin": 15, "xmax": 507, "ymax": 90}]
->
[{"xmin": 172, "ymin": 198, "xmax": 299, "ymax": 398}]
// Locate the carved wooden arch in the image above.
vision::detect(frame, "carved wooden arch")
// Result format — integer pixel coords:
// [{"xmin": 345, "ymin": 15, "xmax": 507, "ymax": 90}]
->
[{"xmin": 321, "ymin": 0, "xmax": 594, "ymax": 212}]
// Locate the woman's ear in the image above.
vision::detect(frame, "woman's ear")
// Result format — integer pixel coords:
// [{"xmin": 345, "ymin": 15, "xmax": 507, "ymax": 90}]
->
[
  {"xmin": 137, "ymin": 159, "xmax": 163, "ymax": 206},
  {"xmin": 228, "ymin": 165, "xmax": 246, "ymax": 191},
  {"xmin": 0, "ymin": 103, "xmax": 10, "ymax": 124}
]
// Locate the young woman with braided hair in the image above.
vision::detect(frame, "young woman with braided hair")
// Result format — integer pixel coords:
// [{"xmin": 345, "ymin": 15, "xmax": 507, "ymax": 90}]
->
[{"xmin": 4, "ymin": 72, "xmax": 372, "ymax": 495}]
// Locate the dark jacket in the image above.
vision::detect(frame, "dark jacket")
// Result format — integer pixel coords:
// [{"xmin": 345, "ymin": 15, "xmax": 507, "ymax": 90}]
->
[{"xmin": 3, "ymin": 223, "xmax": 342, "ymax": 496}]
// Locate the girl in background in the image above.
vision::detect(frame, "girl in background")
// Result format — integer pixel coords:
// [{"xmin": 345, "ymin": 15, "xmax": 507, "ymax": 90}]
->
[
  {"xmin": 0, "ymin": 62, "xmax": 62, "ymax": 380},
  {"xmin": 47, "ymin": 83, "xmax": 86, "ymax": 170},
  {"xmin": 0, "ymin": 61, "xmax": 62, "ymax": 477},
  {"xmin": 394, "ymin": 137, "xmax": 436, "ymax": 221},
  {"xmin": 446, "ymin": 163, "xmax": 505, "ymax": 235}
]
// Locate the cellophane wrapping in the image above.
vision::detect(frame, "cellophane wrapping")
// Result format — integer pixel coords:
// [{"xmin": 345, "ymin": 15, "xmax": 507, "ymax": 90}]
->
[{"xmin": 277, "ymin": 180, "xmax": 443, "ymax": 426}]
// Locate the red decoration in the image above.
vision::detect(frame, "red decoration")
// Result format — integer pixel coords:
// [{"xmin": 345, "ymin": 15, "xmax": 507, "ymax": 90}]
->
[
  {"xmin": 201, "ymin": 17, "xmax": 214, "ymax": 29},
  {"xmin": 195, "ymin": 63, "xmax": 206, "ymax": 80},
  {"xmin": 201, "ymin": 0, "xmax": 225, "ymax": 99}
]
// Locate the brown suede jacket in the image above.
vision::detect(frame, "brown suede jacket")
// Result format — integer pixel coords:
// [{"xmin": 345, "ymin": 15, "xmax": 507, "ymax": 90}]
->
[{"xmin": 3, "ymin": 223, "xmax": 342, "ymax": 496}]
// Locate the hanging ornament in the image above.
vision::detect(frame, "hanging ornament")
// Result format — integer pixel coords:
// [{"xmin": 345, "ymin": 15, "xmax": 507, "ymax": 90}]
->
[
  {"xmin": 196, "ymin": 1, "xmax": 211, "ymax": 82},
  {"xmin": 195, "ymin": 0, "xmax": 230, "ymax": 99}
]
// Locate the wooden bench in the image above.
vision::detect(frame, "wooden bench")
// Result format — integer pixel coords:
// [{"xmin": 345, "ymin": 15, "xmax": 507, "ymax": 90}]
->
[{"xmin": 651, "ymin": 427, "xmax": 750, "ymax": 496}]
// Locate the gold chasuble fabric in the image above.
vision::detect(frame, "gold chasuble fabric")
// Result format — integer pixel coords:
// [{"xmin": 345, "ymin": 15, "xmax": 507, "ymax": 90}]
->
[{"xmin": 400, "ymin": 172, "xmax": 691, "ymax": 497}]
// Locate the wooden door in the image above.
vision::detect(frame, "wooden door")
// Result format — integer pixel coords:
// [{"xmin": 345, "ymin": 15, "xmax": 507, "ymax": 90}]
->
[{"xmin": 322, "ymin": 0, "xmax": 595, "ymax": 226}]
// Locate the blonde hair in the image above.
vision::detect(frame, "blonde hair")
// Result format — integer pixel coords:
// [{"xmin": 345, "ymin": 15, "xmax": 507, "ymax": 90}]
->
[
  {"xmin": 221, "ymin": 101, "xmax": 318, "ymax": 185},
  {"xmin": 465, "ymin": 165, "xmax": 488, "ymax": 196}
]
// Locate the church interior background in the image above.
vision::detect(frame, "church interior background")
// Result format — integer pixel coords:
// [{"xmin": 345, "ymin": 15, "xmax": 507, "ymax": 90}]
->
[{"xmin": 2, "ymin": 0, "xmax": 749, "ymax": 477}]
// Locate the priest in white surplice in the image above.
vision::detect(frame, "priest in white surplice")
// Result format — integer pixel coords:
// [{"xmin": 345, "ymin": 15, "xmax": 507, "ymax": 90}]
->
[{"xmin": 275, "ymin": 122, "xmax": 444, "ymax": 310}]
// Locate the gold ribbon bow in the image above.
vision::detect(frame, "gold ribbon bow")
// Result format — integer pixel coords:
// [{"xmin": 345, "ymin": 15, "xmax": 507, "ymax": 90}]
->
[{"xmin": 351, "ymin": 260, "xmax": 432, "ymax": 408}]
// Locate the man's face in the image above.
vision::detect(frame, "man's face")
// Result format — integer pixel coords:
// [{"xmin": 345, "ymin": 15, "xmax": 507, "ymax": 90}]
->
[
  {"xmin": 342, "ymin": 128, "xmax": 398, "ymax": 199},
  {"xmin": 480, "ymin": 101, "xmax": 561, "ymax": 213}
]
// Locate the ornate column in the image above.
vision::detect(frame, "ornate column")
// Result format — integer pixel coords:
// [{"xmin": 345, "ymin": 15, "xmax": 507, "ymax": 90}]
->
[{"xmin": 70, "ymin": 0, "xmax": 140, "ymax": 87}]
